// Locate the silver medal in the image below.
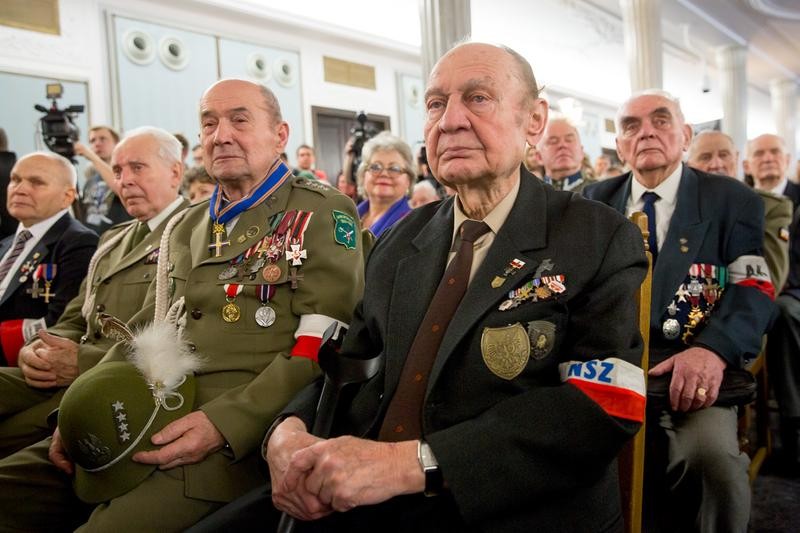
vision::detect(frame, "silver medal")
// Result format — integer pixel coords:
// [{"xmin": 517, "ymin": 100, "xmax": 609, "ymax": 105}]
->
[
  {"xmin": 662, "ymin": 318, "xmax": 681, "ymax": 340},
  {"xmin": 218, "ymin": 265, "xmax": 238, "ymax": 281},
  {"xmin": 255, "ymin": 305, "xmax": 276, "ymax": 328}
]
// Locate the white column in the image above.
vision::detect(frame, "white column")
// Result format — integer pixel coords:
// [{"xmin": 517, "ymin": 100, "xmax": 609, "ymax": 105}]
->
[
  {"xmin": 419, "ymin": 0, "xmax": 471, "ymax": 83},
  {"xmin": 619, "ymin": 0, "xmax": 663, "ymax": 92},
  {"xmin": 716, "ymin": 45, "xmax": 748, "ymax": 156},
  {"xmin": 770, "ymin": 78, "xmax": 798, "ymax": 164}
]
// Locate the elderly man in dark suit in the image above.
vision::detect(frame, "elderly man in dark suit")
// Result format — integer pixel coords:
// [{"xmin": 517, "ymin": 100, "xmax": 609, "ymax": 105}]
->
[
  {"xmin": 585, "ymin": 91, "xmax": 775, "ymax": 532},
  {"xmin": 195, "ymin": 42, "xmax": 648, "ymax": 533},
  {"xmin": 0, "ymin": 152, "xmax": 97, "ymax": 366}
]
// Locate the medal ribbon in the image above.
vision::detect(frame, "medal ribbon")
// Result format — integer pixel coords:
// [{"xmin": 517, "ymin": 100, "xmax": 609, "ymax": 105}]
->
[
  {"xmin": 208, "ymin": 159, "xmax": 292, "ymax": 225},
  {"xmin": 33, "ymin": 264, "xmax": 57, "ymax": 282},
  {"xmin": 256, "ymin": 284, "xmax": 276, "ymax": 304},
  {"xmin": 289, "ymin": 211, "xmax": 313, "ymax": 247},
  {"xmin": 224, "ymin": 283, "xmax": 243, "ymax": 299}
]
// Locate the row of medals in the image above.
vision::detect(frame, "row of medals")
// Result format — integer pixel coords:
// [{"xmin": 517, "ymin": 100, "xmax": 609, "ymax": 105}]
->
[
  {"xmin": 216, "ymin": 229, "xmax": 290, "ymax": 328},
  {"xmin": 661, "ymin": 276, "xmax": 722, "ymax": 343}
]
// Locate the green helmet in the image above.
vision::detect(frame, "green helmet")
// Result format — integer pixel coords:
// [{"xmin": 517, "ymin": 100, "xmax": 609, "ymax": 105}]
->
[{"xmin": 58, "ymin": 360, "xmax": 196, "ymax": 503}]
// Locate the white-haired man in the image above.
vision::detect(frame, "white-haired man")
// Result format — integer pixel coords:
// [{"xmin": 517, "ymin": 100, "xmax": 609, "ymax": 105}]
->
[
  {"xmin": 0, "ymin": 127, "xmax": 189, "ymax": 458},
  {"xmin": 0, "ymin": 152, "xmax": 98, "ymax": 367},
  {"xmin": 585, "ymin": 90, "xmax": 775, "ymax": 532},
  {"xmin": 537, "ymin": 117, "xmax": 595, "ymax": 192}
]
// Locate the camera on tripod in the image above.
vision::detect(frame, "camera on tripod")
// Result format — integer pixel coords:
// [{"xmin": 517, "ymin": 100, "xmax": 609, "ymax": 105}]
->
[{"xmin": 34, "ymin": 83, "xmax": 84, "ymax": 162}]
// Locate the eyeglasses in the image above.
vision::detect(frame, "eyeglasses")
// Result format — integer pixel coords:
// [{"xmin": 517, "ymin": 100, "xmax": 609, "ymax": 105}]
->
[{"xmin": 367, "ymin": 163, "xmax": 408, "ymax": 178}]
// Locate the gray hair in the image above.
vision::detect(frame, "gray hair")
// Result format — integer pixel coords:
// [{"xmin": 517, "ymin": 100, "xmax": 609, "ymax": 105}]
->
[
  {"xmin": 119, "ymin": 126, "xmax": 182, "ymax": 165},
  {"xmin": 413, "ymin": 179, "xmax": 438, "ymax": 195},
  {"xmin": 16, "ymin": 151, "xmax": 77, "ymax": 188},
  {"xmin": 357, "ymin": 131, "xmax": 415, "ymax": 196},
  {"xmin": 745, "ymin": 133, "xmax": 787, "ymax": 158},
  {"xmin": 616, "ymin": 89, "xmax": 686, "ymax": 129}
]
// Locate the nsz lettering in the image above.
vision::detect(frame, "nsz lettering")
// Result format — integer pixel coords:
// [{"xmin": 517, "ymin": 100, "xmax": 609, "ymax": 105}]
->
[{"xmin": 566, "ymin": 360, "xmax": 614, "ymax": 383}]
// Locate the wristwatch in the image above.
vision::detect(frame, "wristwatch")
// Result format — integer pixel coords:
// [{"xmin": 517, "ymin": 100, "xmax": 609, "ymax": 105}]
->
[{"xmin": 417, "ymin": 440, "xmax": 443, "ymax": 497}]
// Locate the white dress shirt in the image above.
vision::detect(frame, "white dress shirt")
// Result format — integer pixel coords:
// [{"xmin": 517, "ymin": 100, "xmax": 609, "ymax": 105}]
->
[{"xmin": 625, "ymin": 164, "xmax": 683, "ymax": 253}]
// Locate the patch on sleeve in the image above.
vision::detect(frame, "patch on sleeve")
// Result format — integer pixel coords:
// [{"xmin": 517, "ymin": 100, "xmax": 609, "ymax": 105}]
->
[
  {"xmin": 780, "ymin": 227, "xmax": 790, "ymax": 242},
  {"xmin": 728, "ymin": 255, "xmax": 775, "ymax": 300},
  {"xmin": 558, "ymin": 358, "xmax": 645, "ymax": 422},
  {"xmin": 332, "ymin": 210, "xmax": 357, "ymax": 250}
]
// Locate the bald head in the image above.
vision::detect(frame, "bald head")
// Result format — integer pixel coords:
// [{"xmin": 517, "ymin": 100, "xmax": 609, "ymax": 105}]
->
[
  {"xmin": 687, "ymin": 130, "xmax": 738, "ymax": 178},
  {"xmin": 744, "ymin": 133, "xmax": 790, "ymax": 190},
  {"xmin": 199, "ymin": 79, "xmax": 289, "ymax": 199},
  {"xmin": 8, "ymin": 152, "xmax": 77, "ymax": 227},
  {"xmin": 424, "ymin": 42, "xmax": 548, "ymax": 190},
  {"xmin": 537, "ymin": 118, "xmax": 584, "ymax": 180}
]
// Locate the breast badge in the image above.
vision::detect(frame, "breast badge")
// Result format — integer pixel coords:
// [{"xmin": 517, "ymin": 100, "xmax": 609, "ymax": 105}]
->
[
  {"xmin": 481, "ymin": 323, "xmax": 530, "ymax": 380},
  {"xmin": 526, "ymin": 321, "xmax": 555, "ymax": 360}
]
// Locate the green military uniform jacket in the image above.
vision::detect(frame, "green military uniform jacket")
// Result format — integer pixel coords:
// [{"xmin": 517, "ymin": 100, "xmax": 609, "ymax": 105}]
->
[
  {"xmin": 97, "ymin": 176, "xmax": 365, "ymax": 503},
  {"xmin": 0, "ymin": 199, "xmax": 189, "ymax": 457},
  {"xmin": 755, "ymin": 189, "xmax": 792, "ymax": 289}
]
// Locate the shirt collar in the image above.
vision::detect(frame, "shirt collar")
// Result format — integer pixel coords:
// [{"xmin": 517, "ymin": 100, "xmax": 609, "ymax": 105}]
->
[
  {"xmin": 453, "ymin": 176, "xmax": 520, "ymax": 242},
  {"xmin": 769, "ymin": 176, "xmax": 789, "ymax": 197},
  {"xmin": 16, "ymin": 209, "xmax": 69, "ymax": 241},
  {"xmin": 145, "ymin": 196, "xmax": 184, "ymax": 231},
  {"xmin": 630, "ymin": 163, "xmax": 683, "ymax": 206}
]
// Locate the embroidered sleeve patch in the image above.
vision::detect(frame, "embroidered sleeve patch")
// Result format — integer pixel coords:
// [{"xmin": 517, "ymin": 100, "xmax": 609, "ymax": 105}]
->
[
  {"xmin": 728, "ymin": 255, "xmax": 775, "ymax": 300},
  {"xmin": 332, "ymin": 210, "xmax": 357, "ymax": 250},
  {"xmin": 558, "ymin": 357, "xmax": 645, "ymax": 422}
]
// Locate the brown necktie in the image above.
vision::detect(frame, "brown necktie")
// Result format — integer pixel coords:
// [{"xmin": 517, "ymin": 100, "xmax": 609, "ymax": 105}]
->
[{"xmin": 378, "ymin": 219, "xmax": 490, "ymax": 441}]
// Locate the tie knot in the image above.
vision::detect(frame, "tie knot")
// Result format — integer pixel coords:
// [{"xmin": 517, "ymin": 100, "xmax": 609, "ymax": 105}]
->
[
  {"xmin": 642, "ymin": 191, "xmax": 660, "ymax": 205},
  {"xmin": 17, "ymin": 230, "xmax": 32, "ymax": 243},
  {"xmin": 459, "ymin": 220, "xmax": 490, "ymax": 244}
]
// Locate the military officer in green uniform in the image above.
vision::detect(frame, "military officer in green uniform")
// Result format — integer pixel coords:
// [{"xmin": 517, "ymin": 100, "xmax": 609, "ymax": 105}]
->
[
  {"xmin": 0, "ymin": 126, "xmax": 188, "ymax": 459},
  {"xmin": 0, "ymin": 79, "xmax": 365, "ymax": 532},
  {"xmin": 687, "ymin": 129, "xmax": 792, "ymax": 288}
]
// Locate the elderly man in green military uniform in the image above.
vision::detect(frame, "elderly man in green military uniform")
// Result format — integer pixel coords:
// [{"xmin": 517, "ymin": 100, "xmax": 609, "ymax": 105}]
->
[
  {"xmin": 0, "ymin": 126, "xmax": 189, "ymax": 459},
  {"xmin": 687, "ymin": 129, "xmax": 792, "ymax": 288},
  {"xmin": 0, "ymin": 79, "xmax": 365, "ymax": 531}
]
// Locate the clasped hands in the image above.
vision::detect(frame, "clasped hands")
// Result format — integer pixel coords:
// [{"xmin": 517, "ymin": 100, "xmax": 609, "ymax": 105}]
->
[{"xmin": 268, "ymin": 416, "xmax": 424, "ymax": 521}]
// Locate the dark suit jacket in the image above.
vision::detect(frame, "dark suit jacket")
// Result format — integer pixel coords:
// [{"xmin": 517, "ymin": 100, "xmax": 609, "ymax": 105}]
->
[
  {"xmin": 584, "ymin": 166, "xmax": 775, "ymax": 367},
  {"xmin": 0, "ymin": 213, "xmax": 98, "ymax": 364},
  {"xmin": 0, "ymin": 152, "xmax": 16, "ymax": 239},
  {"xmin": 284, "ymin": 173, "xmax": 648, "ymax": 533},
  {"xmin": 783, "ymin": 180, "xmax": 800, "ymax": 210}
]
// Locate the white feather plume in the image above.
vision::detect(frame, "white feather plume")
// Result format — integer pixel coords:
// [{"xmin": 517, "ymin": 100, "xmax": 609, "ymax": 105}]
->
[{"xmin": 128, "ymin": 321, "xmax": 204, "ymax": 391}]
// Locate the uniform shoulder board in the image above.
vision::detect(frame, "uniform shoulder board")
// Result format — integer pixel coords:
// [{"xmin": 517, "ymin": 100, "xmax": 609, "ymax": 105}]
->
[{"xmin": 292, "ymin": 176, "xmax": 333, "ymax": 196}]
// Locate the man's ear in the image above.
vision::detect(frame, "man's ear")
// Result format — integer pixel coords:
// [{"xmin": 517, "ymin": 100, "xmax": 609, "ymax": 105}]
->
[{"xmin": 525, "ymin": 98, "xmax": 548, "ymax": 148}]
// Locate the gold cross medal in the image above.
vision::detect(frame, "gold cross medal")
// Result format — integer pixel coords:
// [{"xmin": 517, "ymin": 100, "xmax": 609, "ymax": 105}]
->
[
  {"xmin": 222, "ymin": 283, "xmax": 243, "ymax": 323},
  {"xmin": 209, "ymin": 223, "xmax": 230, "ymax": 258}
]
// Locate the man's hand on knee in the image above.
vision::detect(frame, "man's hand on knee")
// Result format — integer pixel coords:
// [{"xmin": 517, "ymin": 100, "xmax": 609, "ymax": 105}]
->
[
  {"xmin": 131, "ymin": 411, "xmax": 225, "ymax": 469},
  {"xmin": 650, "ymin": 346, "xmax": 726, "ymax": 411}
]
